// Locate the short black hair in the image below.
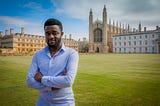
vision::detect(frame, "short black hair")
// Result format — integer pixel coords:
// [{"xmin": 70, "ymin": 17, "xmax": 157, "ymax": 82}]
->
[{"xmin": 44, "ymin": 18, "xmax": 63, "ymax": 31}]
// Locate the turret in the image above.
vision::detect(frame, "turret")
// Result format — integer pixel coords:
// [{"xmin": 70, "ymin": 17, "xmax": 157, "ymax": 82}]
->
[
  {"xmin": 10, "ymin": 28, "xmax": 14, "ymax": 35},
  {"xmin": 127, "ymin": 24, "xmax": 130, "ymax": 32},
  {"xmin": 113, "ymin": 20, "xmax": 115, "ymax": 33},
  {"xmin": 21, "ymin": 27, "xmax": 24, "ymax": 35},
  {"xmin": 5, "ymin": 30, "xmax": 9, "ymax": 35},
  {"xmin": 109, "ymin": 18, "xmax": 111, "ymax": 31},
  {"xmin": 138, "ymin": 22, "xmax": 142, "ymax": 32},
  {"xmin": 120, "ymin": 22, "xmax": 122, "ymax": 34},
  {"xmin": 102, "ymin": 5, "xmax": 108, "ymax": 53},
  {"xmin": 156, "ymin": 26, "xmax": 159, "ymax": 30},
  {"xmin": 89, "ymin": 8, "xmax": 93, "ymax": 42},
  {"xmin": 89, "ymin": 8, "xmax": 94, "ymax": 52},
  {"xmin": 103, "ymin": 5, "xmax": 107, "ymax": 23},
  {"xmin": 144, "ymin": 27, "xmax": 146, "ymax": 32},
  {"xmin": 125, "ymin": 24, "xmax": 128, "ymax": 33},
  {"xmin": 83, "ymin": 37, "xmax": 86, "ymax": 42},
  {"xmin": 116, "ymin": 21, "xmax": 118, "ymax": 33}
]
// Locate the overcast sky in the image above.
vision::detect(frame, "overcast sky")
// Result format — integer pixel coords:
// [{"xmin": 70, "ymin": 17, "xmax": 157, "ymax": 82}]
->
[{"xmin": 0, "ymin": 0, "xmax": 160, "ymax": 40}]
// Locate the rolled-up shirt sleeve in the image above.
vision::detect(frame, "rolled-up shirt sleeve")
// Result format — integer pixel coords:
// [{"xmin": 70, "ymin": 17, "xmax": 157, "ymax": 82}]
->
[
  {"xmin": 26, "ymin": 52, "xmax": 52, "ymax": 92},
  {"xmin": 41, "ymin": 51, "xmax": 79, "ymax": 88}
]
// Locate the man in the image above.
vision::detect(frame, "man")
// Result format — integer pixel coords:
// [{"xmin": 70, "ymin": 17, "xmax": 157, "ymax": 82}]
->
[{"xmin": 26, "ymin": 18, "xmax": 79, "ymax": 106}]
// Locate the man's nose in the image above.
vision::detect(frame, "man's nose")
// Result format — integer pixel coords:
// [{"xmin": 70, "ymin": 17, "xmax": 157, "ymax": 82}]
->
[{"xmin": 49, "ymin": 34, "xmax": 55, "ymax": 38}]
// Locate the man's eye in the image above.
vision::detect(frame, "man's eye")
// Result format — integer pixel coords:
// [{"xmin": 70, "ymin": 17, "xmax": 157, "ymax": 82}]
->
[
  {"xmin": 45, "ymin": 31, "xmax": 60, "ymax": 36},
  {"xmin": 46, "ymin": 32, "xmax": 50, "ymax": 35},
  {"xmin": 52, "ymin": 32, "xmax": 59, "ymax": 35},
  {"xmin": 52, "ymin": 32, "xmax": 57, "ymax": 35}
]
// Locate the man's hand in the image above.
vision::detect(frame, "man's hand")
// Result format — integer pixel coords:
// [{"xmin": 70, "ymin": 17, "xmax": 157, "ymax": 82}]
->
[
  {"xmin": 63, "ymin": 69, "xmax": 67, "ymax": 75},
  {"xmin": 34, "ymin": 72, "xmax": 43, "ymax": 82},
  {"xmin": 51, "ymin": 87, "xmax": 60, "ymax": 91}
]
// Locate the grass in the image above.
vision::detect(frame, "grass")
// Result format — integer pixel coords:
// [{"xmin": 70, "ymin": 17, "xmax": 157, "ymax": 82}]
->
[{"xmin": 0, "ymin": 54, "xmax": 160, "ymax": 106}]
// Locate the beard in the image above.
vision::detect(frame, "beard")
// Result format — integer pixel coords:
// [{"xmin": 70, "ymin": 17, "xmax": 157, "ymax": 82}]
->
[{"xmin": 47, "ymin": 37, "xmax": 61, "ymax": 49}]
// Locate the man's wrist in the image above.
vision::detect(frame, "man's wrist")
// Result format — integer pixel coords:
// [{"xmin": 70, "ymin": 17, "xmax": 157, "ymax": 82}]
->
[
  {"xmin": 39, "ymin": 77, "xmax": 42, "ymax": 82},
  {"xmin": 51, "ymin": 87, "xmax": 60, "ymax": 90}
]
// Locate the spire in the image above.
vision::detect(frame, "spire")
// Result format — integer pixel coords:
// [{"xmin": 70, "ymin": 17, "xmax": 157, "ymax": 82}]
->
[
  {"xmin": 128, "ymin": 24, "xmax": 130, "ymax": 32},
  {"xmin": 21, "ymin": 27, "xmax": 24, "ymax": 35},
  {"xmin": 102, "ymin": 5, "xmax": 108, "ymax": 53},
  {"xmin": 120, "ymin": 22, "xmax": 122, "ymax": 34},
  {"xmin": 125, "ymin": 24, "xmax": 128, "ymax": 33},
  {"xmin": 138, "ymin": 22, "xmax": 142, "ymax": 32},
  {"xmin": 103, "ymin": 5, "xmax": 106, "ymax": 12},
  {"xmin": 89, "ymin": 7, "xmax": 93, "ymax": 49},
  {"xmin": 103, "ymin": 5, "xmax": 107, "ymax": 24},
  {"xmin": 113, "ymin": 20, "xmax": 115, "ymax": 33},
  {"xmin": 89, "ymin": 8, "xmax": 93, "ymax": 23},
  {"xmin": 5, "ymin": 29, "xmax": 9, "ymax": 35},
  {"xmin": 109, "ymin": 18, "xmax": 111, "ymax": 31},
  {"xmin": 113, "ymin": 20, "xmax": 115, "ymax": 26},
  {"xmin": 109, "ymin": 18, "xmax": 111, "ymax": 25},
  {"xmin": 90, "ymin": 8, "xmax": 92, "ymax": 15},
  {"xmin": 123, "ymin": 24, "xmax": 125, "ymax": 33},
  {"xmin": 116, "ymin": 21, "xmax": 118, "ymax": 33}
]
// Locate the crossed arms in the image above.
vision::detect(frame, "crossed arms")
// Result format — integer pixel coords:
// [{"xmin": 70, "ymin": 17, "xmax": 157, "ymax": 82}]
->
[{"xmin": 26, "ymin": 51, "xmax": 79, "ymax": 92}]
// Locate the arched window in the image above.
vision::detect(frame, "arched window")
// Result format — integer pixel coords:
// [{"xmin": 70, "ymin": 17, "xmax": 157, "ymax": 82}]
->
[{"xmin": 94, "ymin": 28, "xmax": 102, "ymax": 42}]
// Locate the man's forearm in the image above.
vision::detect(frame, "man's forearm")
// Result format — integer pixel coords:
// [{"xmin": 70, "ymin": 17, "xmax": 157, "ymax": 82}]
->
[{"xmin": 34, "ymin": 72, "xmax": 43, "ymax": 82}]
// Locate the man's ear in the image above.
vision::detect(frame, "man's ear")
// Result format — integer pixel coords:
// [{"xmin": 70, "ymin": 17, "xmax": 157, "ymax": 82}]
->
[{"xmin": 61, "ymin": 32, "xmax": 64, "ymax": 37}]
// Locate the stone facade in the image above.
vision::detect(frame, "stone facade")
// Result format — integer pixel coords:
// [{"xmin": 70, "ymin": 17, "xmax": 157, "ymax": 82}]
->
[
  {"xmin": 89, "ymin": 5, "xmax": 126, "ymax": 53},
  {"xmin": 113, "ymin": 26, "xmax": 160, "ymax": 53},
  {"xmin": 63, "ymin": 34, "xmax": 78, "ymax": 51},
  {"xmin": 0, "ymin": 28, "xmax": 78, "ymax": 55}
]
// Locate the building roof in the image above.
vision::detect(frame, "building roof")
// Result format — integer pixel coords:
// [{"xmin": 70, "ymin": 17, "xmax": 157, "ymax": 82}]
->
[{"xmin": 113, "ymin": 28, "xmax": 160, "ymax": 37}]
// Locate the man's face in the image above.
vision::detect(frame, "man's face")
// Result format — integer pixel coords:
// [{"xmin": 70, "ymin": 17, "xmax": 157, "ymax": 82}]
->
[{"xmin": 44, "ymin": 25, "xmax": 63, "ymax": 49}]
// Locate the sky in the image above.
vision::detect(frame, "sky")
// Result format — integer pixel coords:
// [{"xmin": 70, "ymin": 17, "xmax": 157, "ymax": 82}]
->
[{"xmin": 0, "ymin": 0, "xmax": 160, "ymax": 40}]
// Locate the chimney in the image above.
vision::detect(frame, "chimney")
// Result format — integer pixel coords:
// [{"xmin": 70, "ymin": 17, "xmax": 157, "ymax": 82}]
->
[
  {"xmin": 144, "ymin": 27, "xmax": 146, "ymax": 32},
  {"xmin": 10, "ymin": 28, "xmax": 14, "ymax": 35},
  {"xmin": 5, "ymin": 30, "xmax": 9, "ymax": 35},
  {"xmin": 156, "ymin": 26, "xmax": 159, "ymax": 30},
  {"xmin": 21, "ymin": 27, "xmax": 24, "ymax": 35},
  {"xmin": 83, "ymin": 37, "xmax": 86, "ymax": 42}
]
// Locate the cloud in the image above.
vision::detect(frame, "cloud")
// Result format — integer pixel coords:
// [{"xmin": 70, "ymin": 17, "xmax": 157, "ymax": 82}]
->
[
  {"xmin": 0, "ymin": 16, "xmax": 29, "ymax": 26},
  {"xmin": 51, "ymin": 0, "xmax": 107, "ymax": 21},
  {"xmin": 23, "ymin": 2, "xmax": 43, "ymax": 10},
  {"xmin": 51, "ymin": 0, "xmax": 160, "ymax": 29},
  {"xmin": 0, "ymin": 16, "xmax": 44, "ymax": 35},
  {"xmin": 109, "ymin": 0, "xmax": 160, "ymax": 29},
  {"xmin": 20, "ymin": 1, "xmax": 51, "ymax": 19}
]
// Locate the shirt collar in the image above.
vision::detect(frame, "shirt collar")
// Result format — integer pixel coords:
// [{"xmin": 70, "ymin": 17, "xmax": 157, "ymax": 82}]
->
[
  {"xmin": 45, "ymin": 43, "xmax": 66, "ymax": 58},
  {"xmin": 61, "ymin": 43, "xmax": 66, "ymax": 52}
]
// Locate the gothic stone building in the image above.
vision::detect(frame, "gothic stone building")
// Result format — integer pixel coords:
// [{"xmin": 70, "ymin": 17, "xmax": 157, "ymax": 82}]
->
[{"xmin": 89, "ymin": 5, "xmax": 126, "ymax": 53}]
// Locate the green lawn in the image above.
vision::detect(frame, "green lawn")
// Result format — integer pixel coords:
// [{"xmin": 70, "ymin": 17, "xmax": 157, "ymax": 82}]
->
[{"xmin": 0, "ymin": 54, "xmax": 160, "ymax": 106}]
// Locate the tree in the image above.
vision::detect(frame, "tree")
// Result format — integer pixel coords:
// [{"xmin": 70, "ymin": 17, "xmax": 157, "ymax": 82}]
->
[{"xmin": 81, "ymin": 44, "xmax": 89, "ymax": 53}]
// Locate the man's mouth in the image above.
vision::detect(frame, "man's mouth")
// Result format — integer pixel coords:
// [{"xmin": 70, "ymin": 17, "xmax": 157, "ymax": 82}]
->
[{"xmin": 49, "ymin": 40, "xmax": 56, "ymax": 44}]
